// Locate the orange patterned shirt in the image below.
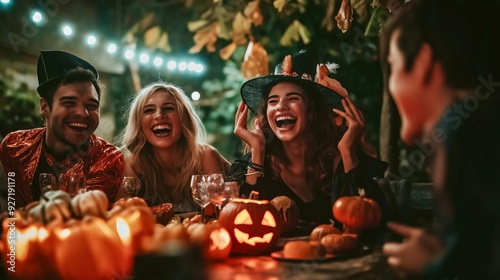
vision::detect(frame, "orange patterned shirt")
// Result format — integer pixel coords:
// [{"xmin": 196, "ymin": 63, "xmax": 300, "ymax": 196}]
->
[{"xmin": 0, "ymin": 128, "xmax": 123, "ymax": 208}]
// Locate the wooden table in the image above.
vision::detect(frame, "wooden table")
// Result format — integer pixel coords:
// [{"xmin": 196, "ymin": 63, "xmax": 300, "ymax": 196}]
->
[{"xmin": 208, "ymin": 248, "xmax": 398, "ymax": 280}]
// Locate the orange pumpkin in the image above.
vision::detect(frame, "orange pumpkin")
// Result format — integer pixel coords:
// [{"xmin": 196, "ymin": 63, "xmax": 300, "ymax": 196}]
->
[
  {"xmin": 218, "ymin": 191, "xmax": 282, "ymax": 255},
  {"xmin": 332, "ymin": 189, "xmax": 381, "ymax": 233},
  {"xmin": 320, "ymin": 233, "xmax": 358, "ymax": 254},
  {"xmin": 310, "ymin": 220, "xmax": 342, "ymax": 241},
  {"xmin": 107, "ymin": 206, "xmax": 156, "ymax": 254},
  {"xmin": 282, "ymin": 240, "xmax": 326, "ymax": 259},
  {"xmin": 55, "ymin": 217, "xmax": 129, "ymax": 279},
  {"xmin": 2, "ymin": 223, "xmax": 60, "ymax": 280},
  {"xmin": 188, "ymin": 221, "xmax": 232, "ymax": 260},
  {"xmin": 113, "ymin": 197, "xmax": 149, "ymax": 209},
  {"xmin": 270, "ymin": 196, "xmax": 300, "ymax": 234}
]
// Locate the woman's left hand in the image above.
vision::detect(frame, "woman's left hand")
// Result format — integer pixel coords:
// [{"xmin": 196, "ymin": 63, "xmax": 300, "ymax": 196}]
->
[{"xmin": 333, "ymin": 97, "xmax": 366, "ymax": 155}]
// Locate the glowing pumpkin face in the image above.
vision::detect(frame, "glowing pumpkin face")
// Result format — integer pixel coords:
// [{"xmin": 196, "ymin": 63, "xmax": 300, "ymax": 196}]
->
[{"xmin": 218, "ymin": 196, "xmax": 282, "ymax": 255}]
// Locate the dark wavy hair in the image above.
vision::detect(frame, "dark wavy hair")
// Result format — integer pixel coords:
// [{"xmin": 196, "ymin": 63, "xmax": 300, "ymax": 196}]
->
[{"xmin": 257, "ymin": 81, "xmax": 340, "ymax": 195}]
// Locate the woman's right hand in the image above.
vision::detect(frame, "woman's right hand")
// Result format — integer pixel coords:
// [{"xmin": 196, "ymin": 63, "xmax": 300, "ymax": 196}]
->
[{"xmin": 234, "ymin": 102, "xmax": 266, "ymax": 160}]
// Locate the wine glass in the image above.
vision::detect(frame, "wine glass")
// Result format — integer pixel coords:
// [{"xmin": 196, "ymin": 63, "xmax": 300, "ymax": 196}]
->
[
  {"xmin": 206, "ymin": 173, "xmax": 226, "ymax": 219},
  {"xmin": 59, "ymin": 173, "xmax": 86, "ymax": 197},
  {"xmin": 121, "ymin": 176, "xmax": 142, "ymax": 197},
  {"xmin": 224, "ymin": 181, "xmax": 240, "ymax": 203},
  {"xmin": 190, "ymin": 174, "xmax": 210, "ymax": 223},
  {"xmin": 39, "ymin": 173, "xmax": 57, "ymax": 193}
]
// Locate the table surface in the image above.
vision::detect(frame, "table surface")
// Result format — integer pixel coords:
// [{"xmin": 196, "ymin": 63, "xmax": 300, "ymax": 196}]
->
[{"xmin": 208, "ymin": 247, "xmax": 399, "ymax": 280}]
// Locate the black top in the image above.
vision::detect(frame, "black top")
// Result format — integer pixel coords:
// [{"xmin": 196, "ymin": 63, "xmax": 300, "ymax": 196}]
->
[{"xmin": 426, "ymin": 95, "xmax": 500, "ymax": 279}]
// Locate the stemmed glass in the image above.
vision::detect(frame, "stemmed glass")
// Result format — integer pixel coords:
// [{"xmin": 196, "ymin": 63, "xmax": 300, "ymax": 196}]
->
[
  {"xmin": 206, "ymin": 173, "xmax": 226, "ymax": 219},
  {"xmin": 39, "ymin": 173, "xmax": 57, "ymax": 194},
  {"xmin": 224, "ymin": 181, "xmax": 240, "ymax": 204},
  {"xmin": 121, "ymin": 176, "xmax": 142, "ymax": 197},
  {"xmin": 59, "ymin": 173, "xmax": 86, "ymax": 197},
  {"xmin": 190, "ymin": 174, "xmax": 210, "ymax": 223}
]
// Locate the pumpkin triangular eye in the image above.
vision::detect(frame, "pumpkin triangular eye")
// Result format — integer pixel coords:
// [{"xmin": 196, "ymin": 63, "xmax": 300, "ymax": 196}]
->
[
  {"xmin": 234, "ymin": 209, "xmax": 253, "ymax": 225},
  {"xmin": 261, "ymin": 211, "xmax": 276, "ymax": 227}
]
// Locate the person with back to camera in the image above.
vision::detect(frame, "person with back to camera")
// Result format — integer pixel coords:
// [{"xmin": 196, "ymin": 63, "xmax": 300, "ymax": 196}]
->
[
  {"xmin": 380, "ymin": 0, "xmax": 500, "ymax": 278},
  {"xmin": 229, "ymin": 49, "xmax": 391, "ymax": 244}
]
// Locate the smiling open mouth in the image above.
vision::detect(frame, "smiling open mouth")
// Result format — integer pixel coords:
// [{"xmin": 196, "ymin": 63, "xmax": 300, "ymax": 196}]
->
[
  {"xmin": 152, "ymin": 124, "xmax": 172, "ymax": 136},
  {"xmin": 275, "ymin": 116, "xmax": 297, "ymax": 128},
  {"xmin": 67, "ymin": 122, "xmax": 88, "ymax": 131}
]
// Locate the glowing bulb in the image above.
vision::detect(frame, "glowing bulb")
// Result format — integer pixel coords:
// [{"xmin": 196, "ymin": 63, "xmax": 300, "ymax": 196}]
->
[
  {"xmin": 124, "ymin": 50, "xmax": 134, "ymax": 60},
  {"xmin": 153, "ymin": 57, "xmax": 163, "ymax": 67},
  {"xmin": 32, "ymin": 11, "xmax": 42, "ymax": 23},
  {"xmin": 107, "ymin": 43, "xmax": 117, "ymax": 54},
  {"xmin": 195, "ymin": 64, "xmax": 204, "ymax": 73},
  {"xmin": 167, "ymin": 60, "xmax": 177, "ymax": 70},
  {"xmin": 191, "ymin": 91, "xmax": 200, "ymax": 101},
  {"xmin": 178, "ymin": 62, "xmax": 187, "ymax": 71},
  {"xmin": 188, "ymin": 62, "xmax": 196, "ymax": 71},
  {"xmin": 86, "ymin": 35, "xmax": 97, "ymax": 46},
  {"xmin": 139, "ymin": 53, "xmax": 150, "ymax": 64},
  {"xmin": 62, "ymin": 25, "xmax": 72, "ymax": 36}
]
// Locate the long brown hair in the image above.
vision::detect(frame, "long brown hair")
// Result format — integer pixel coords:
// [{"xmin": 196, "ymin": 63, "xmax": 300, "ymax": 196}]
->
[{"xmin": 257, "ymin": 81, "xmax": 340, "ymax": 194}]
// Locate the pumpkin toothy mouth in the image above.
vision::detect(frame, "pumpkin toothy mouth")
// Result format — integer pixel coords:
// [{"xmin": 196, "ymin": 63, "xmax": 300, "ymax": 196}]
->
[{"xmin": 234, "ymin": 228, "xmax": 273, "ymax": 245}]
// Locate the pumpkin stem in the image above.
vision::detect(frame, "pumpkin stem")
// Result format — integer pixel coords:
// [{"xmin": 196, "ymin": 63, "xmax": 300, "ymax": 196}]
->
[
  {"xmin": 357, "ymin": 188, "xmax": 366, "ymax": 197},
  {"xmin": 329, "ymin": 219, "xmax": 336, "ymax": 227},
  {"xmin": 249, "ymin": 191, "xmax": 260, "ymax": 200}
]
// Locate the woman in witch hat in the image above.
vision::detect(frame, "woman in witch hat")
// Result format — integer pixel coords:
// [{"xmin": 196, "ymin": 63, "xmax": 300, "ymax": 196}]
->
[{"xmin": 230, "ymin": 49, "xmax": 389, "ymax": 241}]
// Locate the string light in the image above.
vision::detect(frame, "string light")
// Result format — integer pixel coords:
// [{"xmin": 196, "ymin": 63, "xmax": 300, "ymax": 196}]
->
[
  {"xmin": 13, "ymin": 6, "xmax": 206, "ymax": 74},
  {"xmin": 107, "ymin": 43, "xmax": 117, "ymax": 54},
  {"xmin": 31, "ymin": 11, "xmax": 43, "ymax": 23},
  {"xmin": 191, "ymin": 91, "xmax": 201, "ymax": 101},
  {"xmin": 62, "ymin": 25, "xmax": 73, "ymax": 36},
  {"xmin": 178, "ymin": 62, "xmax": 188, "ymax": 71},
  {"xmin": 86, "ymin": 35, "xmax": 97, "ymax": 46}
]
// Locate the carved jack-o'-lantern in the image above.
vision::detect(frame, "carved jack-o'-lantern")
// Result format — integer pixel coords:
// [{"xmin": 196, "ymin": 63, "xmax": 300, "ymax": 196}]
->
[{"xmin": 218, "ymin": 192, "xmax": 282, "ymax": 255}]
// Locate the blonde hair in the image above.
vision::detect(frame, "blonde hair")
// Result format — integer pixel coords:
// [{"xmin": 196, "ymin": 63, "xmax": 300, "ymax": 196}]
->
[{"xmin": 119, "ymin": 82, "xmax": 206, "ymax": 207}]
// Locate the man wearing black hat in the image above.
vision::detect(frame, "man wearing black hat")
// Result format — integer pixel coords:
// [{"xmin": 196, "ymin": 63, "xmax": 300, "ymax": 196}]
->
[{"xmin": 0, "ymin": 50, "xmax": 124, "ymax": 207}]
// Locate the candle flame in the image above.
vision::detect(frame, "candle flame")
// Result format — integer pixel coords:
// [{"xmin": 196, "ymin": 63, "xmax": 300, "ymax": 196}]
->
[{"xmin": 116, "ymin": 218, "xmax": 132, "ymax": 246}]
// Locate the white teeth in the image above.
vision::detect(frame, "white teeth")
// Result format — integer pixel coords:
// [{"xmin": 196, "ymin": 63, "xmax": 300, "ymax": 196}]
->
[
  {"xmin": 152, "ymin": 124, "xmax": 171, "ymax": 130},
  {"xmin": 275, "ymin": 115, "xmax": 296, "ymax": 122},
  {"xmin": 68, "ymin": 122, "xmax": 87, "ymax": 128}
]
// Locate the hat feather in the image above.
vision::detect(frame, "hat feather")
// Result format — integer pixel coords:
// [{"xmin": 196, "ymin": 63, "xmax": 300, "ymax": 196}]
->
[
  {"xmin": 281, "ymin": 55, "xmax": 293, "ymax": 75},
  {"xmin": 316, "ymin": 64, "xmax": 348, "ymax": 98}
]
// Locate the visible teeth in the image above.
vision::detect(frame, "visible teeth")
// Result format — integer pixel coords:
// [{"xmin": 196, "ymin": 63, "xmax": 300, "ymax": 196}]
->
[
  {"xmin": 276, "ymin": 116, "xmax": 296, "ymax": 122},
  {"xmin": 68, "ymin": 122, "xmax": 87, "ymax": 128},
  {"xmin": 152, "ymin": 124, "xmax": 171, "ymax": 130}
]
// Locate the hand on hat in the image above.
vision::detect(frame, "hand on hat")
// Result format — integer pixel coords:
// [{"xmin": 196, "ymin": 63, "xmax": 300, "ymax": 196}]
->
[
  {"xmin": 333, "ymin": 97, "xmax": 365, "ymax": 171},
  {"xmin": 234, "ymin": 102, "xmax": 266, "ymax": 157}
]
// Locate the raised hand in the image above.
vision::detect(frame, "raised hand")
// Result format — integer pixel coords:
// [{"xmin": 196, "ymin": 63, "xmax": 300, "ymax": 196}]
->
[
  {"xmin": 233, "ymin": 102, "xmax": 266, "ymax": 156},
  {"xmin": 333, "ymin": 97, "xmax": 366, "ymax": 154}
]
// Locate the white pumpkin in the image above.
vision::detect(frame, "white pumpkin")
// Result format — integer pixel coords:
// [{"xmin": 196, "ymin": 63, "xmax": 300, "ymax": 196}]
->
[
  {"xmin": 28, "ymin": 190, "xmax": 72, "ymax": 224},
  {"xmin": 71, "ymin": 190, "xmax": 108, "ymax": 218}
]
